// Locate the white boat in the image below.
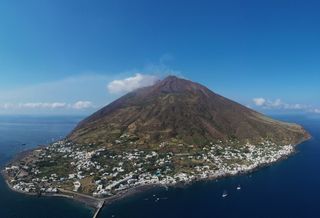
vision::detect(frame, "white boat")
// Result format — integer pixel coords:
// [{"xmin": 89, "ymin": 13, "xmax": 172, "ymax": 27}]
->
[
  {"xmin": 237, "ymin": 185, "xmax": 241, "ymax": 190},
  {"xmin": 222, "ymin": 191, "xmax": 228, "ymax": 198}
]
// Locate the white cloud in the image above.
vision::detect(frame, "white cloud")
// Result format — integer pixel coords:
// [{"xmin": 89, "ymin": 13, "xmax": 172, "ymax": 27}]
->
[
  {"xmin": 252, "ymin": 97, "xmax": 320, "ymax": 113},
  {"xmin": 71, "ymin": 101, "xmax": 94, "ymax": 109},
  {"xmin": 313, "ymin": 109, "xmax": 320, "ymax": 114},
  {"xmin": 0, "ymin": 103, "xmax": 14, "ymax": 110},
  {"xmin": 18, "ymin": 102, "xmax": 67, "ymax": 109},
  {"xmin": 253, "ymin": 98, "xmax": 304, "ymax": 110},
  {"xmin": 107, "ymin": 73, "xmax": 159, "ymax": 94},
  {"xmin": 253, "ymin": 98, "xmax": 266, "ymax": 106},
  {"xmin": 253, "ymin": 98, "xmax": 287, "ymax": 108},
  {"xmin": 0, "ymin": 101, "xmax": 95, "ymax": 111}
]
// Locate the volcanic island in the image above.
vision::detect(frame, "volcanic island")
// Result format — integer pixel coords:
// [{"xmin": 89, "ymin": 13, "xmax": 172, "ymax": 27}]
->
[{"xmin": 3, "ymin": 76, "xmax": 310, "ymax": 216}]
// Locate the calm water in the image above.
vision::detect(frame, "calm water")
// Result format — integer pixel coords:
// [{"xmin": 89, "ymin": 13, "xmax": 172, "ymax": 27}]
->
[
  {"xmin": 0, "ymin": 116, "xmax": 93, "ymax": 218},
  {"xmin": 0, "ymin": 115, "xmax": 319, "ymax": 218},
  {"xmin": 100, "ymin": 115, "xmax": 320, "ymax": 218}
]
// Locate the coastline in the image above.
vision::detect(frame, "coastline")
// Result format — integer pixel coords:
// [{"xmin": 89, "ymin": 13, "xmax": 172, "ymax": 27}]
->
[{"xmin": 2, "ymin": 136, "xmax": 311, "ymax": 217}]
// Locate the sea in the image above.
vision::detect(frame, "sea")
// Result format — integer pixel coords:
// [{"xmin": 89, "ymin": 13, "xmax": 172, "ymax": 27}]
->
[{"xmin": 0, "ymin": 114, "xmax": 319, "ymax": 218}]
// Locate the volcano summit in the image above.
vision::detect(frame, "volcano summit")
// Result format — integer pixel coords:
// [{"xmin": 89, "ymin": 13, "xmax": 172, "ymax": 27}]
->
[{"xmin": 69, "ymin": 76, "xmax": 308, "ymax": 146}]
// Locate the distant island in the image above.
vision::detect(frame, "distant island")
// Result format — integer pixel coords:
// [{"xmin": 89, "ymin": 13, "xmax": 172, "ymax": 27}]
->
[{"xmin": 3, "ymin": 76, "xmax": 310, "ymax": 216}]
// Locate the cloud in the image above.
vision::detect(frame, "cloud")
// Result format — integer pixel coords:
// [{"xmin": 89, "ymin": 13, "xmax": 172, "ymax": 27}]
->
[
  {"xmin": 107, "ymin": 73, "xmax": 159, "ymax": 94},
  {"xmin": 71, "ymin": 101, "xmax": 94, "ymax": 109},
  {"xmin": 252, "ymin": 97, "xmax": 320, "ymax": 113},
  {"xmin": 0, "ymin": 101, "xmax": 94, "ymax": 110},
  {"xmin": 18, "ymin": 102, "xmax": 67, "ymax": 109},
  {"xmin": 0, "ymin": 103, "xmax": 14, "ymax": 110},
  {"xmin": 313, "ymin": 109, "xmax": 320, "ymax": 114},
  {"xmin": 253, "ymin": 98, "xmax": 305, "ymax": 109},
  {"xmin": 253, "ymin": 98, "xmax": 266, "ymax": 106}
]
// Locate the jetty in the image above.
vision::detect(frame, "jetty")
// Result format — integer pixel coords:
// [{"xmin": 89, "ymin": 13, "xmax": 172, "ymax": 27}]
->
[{"xmin": 93, "ymin": 200, "xmax": 104, "ymax": 218}]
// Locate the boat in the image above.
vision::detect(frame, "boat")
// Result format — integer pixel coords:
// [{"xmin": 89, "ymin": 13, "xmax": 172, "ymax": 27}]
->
[
  {"xmin": 237, "ymin": 185, "xmax": 241, "ymax": 190},
  {"xmin": 222, "ymin": 191, "xmax": 228, "ymax": 198}
]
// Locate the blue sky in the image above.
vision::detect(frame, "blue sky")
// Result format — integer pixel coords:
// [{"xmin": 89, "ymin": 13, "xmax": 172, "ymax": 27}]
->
[{"xmin": 0, "ymin": 0, "xmax": 319, "ymax": 115}]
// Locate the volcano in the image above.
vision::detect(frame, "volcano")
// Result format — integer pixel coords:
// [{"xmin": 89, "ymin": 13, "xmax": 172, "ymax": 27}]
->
[{"xmin": 69, "ymin": 76, "xmax": 309, "ymax": 146}]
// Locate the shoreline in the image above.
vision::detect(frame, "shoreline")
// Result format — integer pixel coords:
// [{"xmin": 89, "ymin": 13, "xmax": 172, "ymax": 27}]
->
[{"xmin": 2, "ymin": 137, "xmax": 311, "ymax": 217}]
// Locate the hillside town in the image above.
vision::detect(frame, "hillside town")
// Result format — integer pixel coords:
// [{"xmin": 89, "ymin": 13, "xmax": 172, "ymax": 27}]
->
[{"xmin": 4, "ymin": 135, "xmax": 294, "ymax": 199}]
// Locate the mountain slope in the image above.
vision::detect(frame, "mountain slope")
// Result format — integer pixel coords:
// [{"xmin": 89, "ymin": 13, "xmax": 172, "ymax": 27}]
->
[{"xmin": 68, "ymin": 76, "xmax": 309, "ymax": 146}]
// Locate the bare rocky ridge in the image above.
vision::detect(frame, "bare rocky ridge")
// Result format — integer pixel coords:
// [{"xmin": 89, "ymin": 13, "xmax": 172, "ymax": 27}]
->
[{"xmin": 69, "ymin": 76, "xmax": 309, "ymax": 146}]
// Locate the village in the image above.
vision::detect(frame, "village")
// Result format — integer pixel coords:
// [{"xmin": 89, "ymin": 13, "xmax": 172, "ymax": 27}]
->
[{"xmin": 4, "ymin": 134, "xmax": 294, "ymax": 199}]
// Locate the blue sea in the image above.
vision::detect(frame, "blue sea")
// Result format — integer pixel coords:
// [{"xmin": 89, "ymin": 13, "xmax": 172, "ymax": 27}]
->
[
  {"xmin": 0, "ymin": 115, "xmax": 319, "ymax": 218},
  {"xmin": 0, "ymin": 116, "xmax": 93, "ymax": 218}
]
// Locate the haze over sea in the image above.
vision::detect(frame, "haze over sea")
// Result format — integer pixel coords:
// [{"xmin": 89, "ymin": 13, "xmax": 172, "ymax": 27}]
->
[{"xmin": 0, "ymin": 115, "xmax": 319, "ymax": 218}]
